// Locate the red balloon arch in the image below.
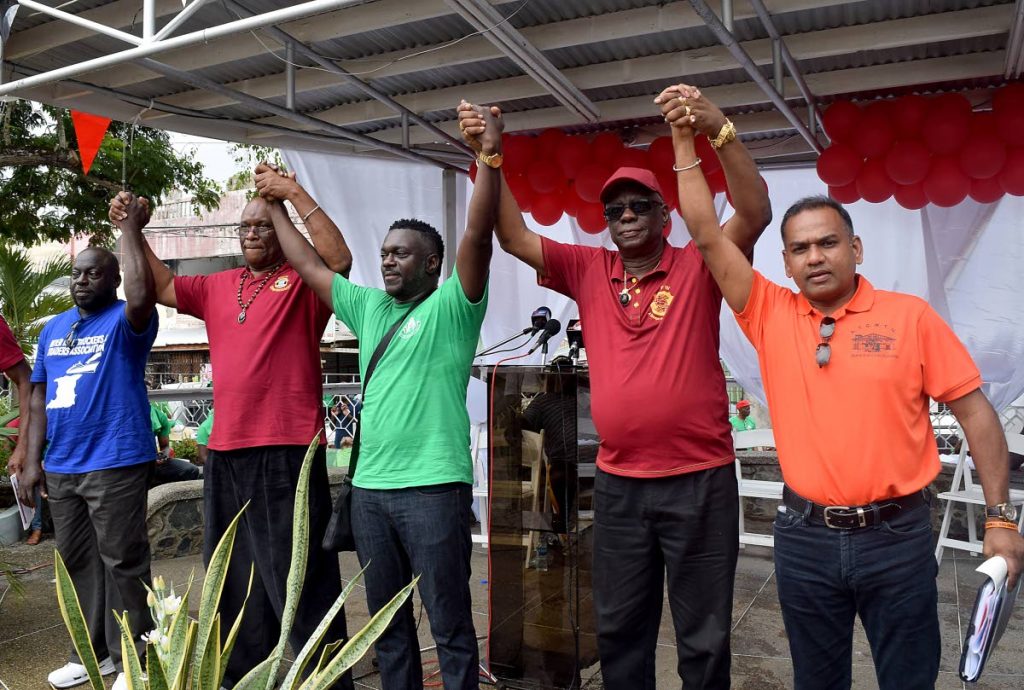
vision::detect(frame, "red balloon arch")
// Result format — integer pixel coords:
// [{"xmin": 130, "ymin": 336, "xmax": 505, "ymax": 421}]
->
[{"xmin": 818, "ymin": 84, "xmax": 1024, "ymax": 210}]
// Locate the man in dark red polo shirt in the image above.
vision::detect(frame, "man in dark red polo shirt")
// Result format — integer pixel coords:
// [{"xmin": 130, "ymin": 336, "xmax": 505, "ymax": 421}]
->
[
  {"xmin": 1, "ymin": 314, "xmax": 35, "ymax": 540},
  {"xmin": 459, "ymin": 93, "xmax": 771, "ymax": 689},
  {"xmin": 110, "ymin": 171, "xmax": 354, "ymax": 690}
]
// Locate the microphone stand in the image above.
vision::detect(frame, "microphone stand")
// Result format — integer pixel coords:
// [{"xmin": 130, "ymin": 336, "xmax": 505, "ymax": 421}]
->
[{"xmin": 475, "ymin": 327, "xmax": 536, "ymax": 358}]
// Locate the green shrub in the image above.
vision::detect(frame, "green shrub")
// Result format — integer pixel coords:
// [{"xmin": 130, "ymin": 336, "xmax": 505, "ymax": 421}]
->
[{"xmin": 171, "ymin": 438, "xmax": 198, "ymax": 462}]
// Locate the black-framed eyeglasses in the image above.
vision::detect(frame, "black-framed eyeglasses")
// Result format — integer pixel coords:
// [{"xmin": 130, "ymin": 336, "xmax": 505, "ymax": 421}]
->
[
  {"xmin": 815, "ymin": 317, "xmax": 836, "ymax": 368},
  {"xmin": 237, "ymin": 224, "xmax": 274, "ymax": 237},
  {"xmin": 64, "ymin": 318, "xmax": 82, "ymax": 350},
  {"xmin": 603, "ymin": 199, "xmax": 661, "ymax": 222}
]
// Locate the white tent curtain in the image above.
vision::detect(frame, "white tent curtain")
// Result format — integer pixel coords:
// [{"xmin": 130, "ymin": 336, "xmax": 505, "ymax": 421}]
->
[{"xmin": 283, "ymin": 150, "xmax": 1024, "ymax": 413}]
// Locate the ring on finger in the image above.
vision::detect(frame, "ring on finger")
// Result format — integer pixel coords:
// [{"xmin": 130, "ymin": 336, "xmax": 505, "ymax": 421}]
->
[{"xmin": 684, "ymin": 105, "xmax": 691, "ymax": 116}]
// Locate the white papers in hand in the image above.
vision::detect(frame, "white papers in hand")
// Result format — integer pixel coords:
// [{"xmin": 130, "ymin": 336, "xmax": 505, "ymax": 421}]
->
[{"xmin": 8, "ymin": 474, "xmax": 34, "ymax": 530}]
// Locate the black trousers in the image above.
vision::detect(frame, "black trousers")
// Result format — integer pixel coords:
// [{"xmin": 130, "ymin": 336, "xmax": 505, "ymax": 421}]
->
[
  {"xmin": 592, "ymin": 464, "xmax": 739, "ymax": 690},
  {"xmin": 47, "ymin": 462, "xmax": 153, "ymax": 670},
  {"xmin": 204, "ymin": 445, "xmax": 352, "ymax": 689}
]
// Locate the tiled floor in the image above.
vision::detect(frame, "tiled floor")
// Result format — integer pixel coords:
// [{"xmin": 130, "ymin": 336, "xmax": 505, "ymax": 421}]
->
[{"xmin": 1, "ymin": 539, "xmax": 1022, "ymax": 689}]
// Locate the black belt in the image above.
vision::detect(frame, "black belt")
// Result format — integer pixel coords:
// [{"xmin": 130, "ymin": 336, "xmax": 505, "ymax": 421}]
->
[{"xmin": 782, "ymin": 485, "xmax": 928, "ymax": 530}]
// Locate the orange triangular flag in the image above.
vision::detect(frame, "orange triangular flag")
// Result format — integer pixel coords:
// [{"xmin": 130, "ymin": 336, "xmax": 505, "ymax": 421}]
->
[{"xmin": 70, "ymin": 110, "xmax": 112, "ymax": 175}]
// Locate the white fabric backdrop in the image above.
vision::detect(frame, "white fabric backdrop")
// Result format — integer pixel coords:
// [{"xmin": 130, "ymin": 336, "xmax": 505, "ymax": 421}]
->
[{"xmin": 283, "ymin": 149, "xmax": 1024, "ymax": 413}]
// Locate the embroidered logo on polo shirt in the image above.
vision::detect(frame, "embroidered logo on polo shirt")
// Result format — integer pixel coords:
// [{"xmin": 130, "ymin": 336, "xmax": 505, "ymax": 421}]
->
[
  {"xmin": 398, "ymin": 316, "xmax": 422, "ymax": 340},
  {"xmin": 270, "ymin": 276, "xmax": 291, "ymax": 292},
  {"xmin": 851, "ymin": 323, "xmax": 898, "ymax": 358},
  {"xmin": 649, "ymin": 285, "xmax": 674, "ymax": 320}
]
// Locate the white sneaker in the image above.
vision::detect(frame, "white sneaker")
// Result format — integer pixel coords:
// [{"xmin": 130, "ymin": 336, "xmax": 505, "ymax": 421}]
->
[
  {"xmin": 111, "ymin": 672, "xmax": 146, "ymax": 690},
  {"xmin": 47, "ymin": 658, "xmax": 116, "ymax": 688}
]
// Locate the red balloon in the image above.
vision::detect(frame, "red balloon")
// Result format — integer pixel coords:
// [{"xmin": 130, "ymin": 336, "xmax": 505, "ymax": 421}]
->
[
  {"xmin": 705, "ymin": 168, "xmax": 727, "ymax": 195},
  {"xmin": 575, "ymin": 163, "xmax": 612, "ymax": 202},
  {"xmin": 894, "ymin": 182, "xmax": 928, "ymax": 210},
  {"xmin": 822, "ymin": 101, "xmax": 861, "ymax": 145},
  {"xmin": 647, "ymin": 136, "xmax": 674, "ymax": 171},
  {"xmin": 923, "ymin": 155, "xmax": 969, "ymax": 207},
  {"xmin": 998, "ymin": 147, "xmax": 1024, "ymax": 196},
  {"xmin": 696, "ymin": 135, "xmax": 721, "ymax": 175},
  {"xmin": 855, "ymin": 158, "xmax": 894, "ymax": 203},
  {"xmin": 829, "ymin": 181, "xmax": 860, "ymax": 204},
  {"xmin": 502, "ymin": 135, "xmax": 537, "ymax": 176},
  {"xmin": 892, "ymin": 95, "xmax": 929, "ymax": 139},
  {"xmin": 577, "ymin": 201, "xmax": 607, "ymax": 234},
  {"xmin": 853, "ymin": 101, "xmax": 896, "ymax": 158},
  {"xmin": 531, "ymin": 191, "xmax": 564, "ymax": 226},
  {"xmin": 969, "ymin": 177, "xmax": 1004, "ymax": 204},
  {"xmin": 921, "ymin": 93, "xmax": 972, "ymax": 155},
  {"xmin": 656, "ymin": 172, "xmax": 678, "ymax": 211},
  {"xmin": 590, "ymin": 132, "xmax": 623, "ymax": 166},
  {"xmin": 563, "ymin": 183, "xmax": 583, "ymax": 218},
  {"xmin": 526, "ymin": 159, "xmax": 566, "ymax": 195},
  {"xmin": 884, "ymin": 140, "xmax": 930, "ymax": 185},
  {"xmin": 993, "ymin": 83, "xmax": 1024, "ymax": 145},
  {"xmin": 615, "ymin": 147, "xmax": 650, "ymax": 170},
  {"xmin": 468, "ymin": 160, "xmax": 478, "ymax": 183},
  {"xmin": 959, "ymin": 131, "xmax": 1007, "ymax": 180},
  {"xmin": 506, "ymin": 173, "xmax": 534, "ymax": 211},
  {"xmin": 556, "ymin": 136, "xmax": 590, "ymax": 179},
  {"xmin": 537, "ymin": 128, "xmax": 566, "ymax": 151},
  {"xmin": 817, "ymin": 143, "xmax": 864, "ymax": 186}
]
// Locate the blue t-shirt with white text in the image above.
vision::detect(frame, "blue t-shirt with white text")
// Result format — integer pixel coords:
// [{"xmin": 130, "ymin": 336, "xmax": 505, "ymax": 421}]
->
[{"xmin": 31, "ymin": 300, "xmax": 158, "ymax": 473}]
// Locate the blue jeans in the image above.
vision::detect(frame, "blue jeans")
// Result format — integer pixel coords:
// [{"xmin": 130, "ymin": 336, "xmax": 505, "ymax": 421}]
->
[
  {"xmin": 352, "ymin": 483, "xmax": 479, "ymax": 690},
  {"xmin": 30, "ymin": 484, "xmax": 42, "ymax": 530},
  {"xmin": 773, "ymin": 498, "xmax": 940, "ymax": 690}
]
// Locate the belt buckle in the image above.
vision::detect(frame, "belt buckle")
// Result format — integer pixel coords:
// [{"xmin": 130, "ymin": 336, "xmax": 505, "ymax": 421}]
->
[{"xmin": 823, "ymin": 505, "xmax": 868, "ymax": 529}]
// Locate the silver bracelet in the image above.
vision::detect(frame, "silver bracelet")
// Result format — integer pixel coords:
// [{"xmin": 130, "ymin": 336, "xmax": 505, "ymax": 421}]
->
[
  {"xmin": 301, "ymin": 204, "xmax": 321, "ymax": 222},
  {"xmin": 672, "ymin": 158, "xmax": 702, "ymax": 172}
]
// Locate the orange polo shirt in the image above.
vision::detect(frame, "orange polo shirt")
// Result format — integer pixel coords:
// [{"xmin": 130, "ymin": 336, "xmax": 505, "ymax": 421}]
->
[{"xmin": 735, "ymin": 272, "xmax": 981, "ymax": 506}]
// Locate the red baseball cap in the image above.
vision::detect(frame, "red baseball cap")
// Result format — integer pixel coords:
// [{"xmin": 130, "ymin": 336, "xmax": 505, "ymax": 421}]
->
[
  {"xmin": 600, "ymin": 167, "xmax": 665, "ymax": 203},
  {"xmin": 736, "ymin": 400, "xmax": 751, "ymax": 409}
]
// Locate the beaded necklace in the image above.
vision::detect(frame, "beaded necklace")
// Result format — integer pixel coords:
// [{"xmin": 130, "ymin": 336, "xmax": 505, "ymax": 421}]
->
[{"xmin": 236, "ymin": 262, "xmax": 284, "ymax": 324}]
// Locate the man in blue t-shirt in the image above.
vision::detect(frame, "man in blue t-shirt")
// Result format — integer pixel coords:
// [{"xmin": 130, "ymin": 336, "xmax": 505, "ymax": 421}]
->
[{"xmin": 18, "ymin": 196, "xmax": 159, "ymax": 690}]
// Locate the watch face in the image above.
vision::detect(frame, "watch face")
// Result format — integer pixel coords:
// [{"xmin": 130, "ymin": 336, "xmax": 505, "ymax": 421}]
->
[
  {"xmin": 1006, "ymin": 504, "xmax": 1019, "ymax": 522},
  {"xmin": 988, "ymin": 503, "xmax": 1018, "ymax": 521}
]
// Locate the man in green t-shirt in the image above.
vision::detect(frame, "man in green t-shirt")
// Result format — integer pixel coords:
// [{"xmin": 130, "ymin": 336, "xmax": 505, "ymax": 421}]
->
[
  {"xmin": 195, "ymin": 411, "xmax": 213, "ymax": 466},
  {"xmin": 730, "ymin": 399, "xmax": 756, "ymax": 432},
  {"xmin": 260, "ymin": 103, "xmax": 504, "ymax": 689},
  {"xmin": 149, "ymin": 404, "xmax": 200, "ymax": 485}
]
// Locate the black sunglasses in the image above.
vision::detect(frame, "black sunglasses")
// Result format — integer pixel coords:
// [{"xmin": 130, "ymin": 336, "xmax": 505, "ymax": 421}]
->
[
  {"xmin": 815, "ymin": 317, "xmax": 836, "ymax": 368},
  {"xmin": 603, "ymin": 199, "xmax": 661, "ymax": 222},
  {"xmin": 64, "ymin": 318, "xmax": 82, "ymax": 350}
]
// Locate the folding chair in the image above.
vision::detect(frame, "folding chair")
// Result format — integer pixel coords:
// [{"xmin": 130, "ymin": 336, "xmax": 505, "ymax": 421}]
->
[{"xmin": 733, "ymin": 429, "xmax": 782, "ymax": 548}]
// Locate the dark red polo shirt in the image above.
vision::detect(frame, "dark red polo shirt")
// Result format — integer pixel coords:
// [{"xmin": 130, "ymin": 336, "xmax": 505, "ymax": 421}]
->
[
  {"xmin": 175, "ymin": 264, "xmax": 331, "ymax": 451},
  {"xmin": 0, "ymin": 316, "xmax": 25, "ymax": 372},
  {"xmin": 540, "ymin": 238, "xmax": 733, "ymax": 477}
]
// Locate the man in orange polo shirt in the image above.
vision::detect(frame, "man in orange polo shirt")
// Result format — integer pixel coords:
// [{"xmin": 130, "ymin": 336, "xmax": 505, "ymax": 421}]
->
[{"xmin": 661, "ymin": 84, "xmax": 1024, "ymax": 690}]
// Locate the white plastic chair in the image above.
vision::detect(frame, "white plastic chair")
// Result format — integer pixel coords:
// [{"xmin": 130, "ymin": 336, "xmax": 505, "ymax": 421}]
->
[
  {"xmin": 470, "ymin": 422, "xmax": 489, "ymax": 546},
  {"xmin": 733, "ymin": 429, "xmax": 782, "ymax": 548},
  {"xmin": 935, "ymin": 432, "xmax": 1024, "ymax": 563}
]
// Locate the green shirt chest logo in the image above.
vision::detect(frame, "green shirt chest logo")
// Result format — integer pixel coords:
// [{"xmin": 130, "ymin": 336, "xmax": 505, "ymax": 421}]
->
[{"xmin": 398, "ymin": 316, "xmax": 423, "ymax": 340}]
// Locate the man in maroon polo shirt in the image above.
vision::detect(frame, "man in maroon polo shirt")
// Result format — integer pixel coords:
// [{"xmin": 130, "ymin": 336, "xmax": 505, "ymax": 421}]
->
[
  {"xmin": 1, "ymin": 314, "xmax": 35, "ymax": 539},
  {"xmin": 110, "ymin": 170, "xmax": 354, "ymax": 690},
  {"xmin": 459, "ymin": 92, "xmax": 771, "ymax": 689}
]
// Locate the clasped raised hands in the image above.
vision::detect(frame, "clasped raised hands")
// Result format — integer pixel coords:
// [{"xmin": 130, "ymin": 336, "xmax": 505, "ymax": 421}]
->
[
  {"xmin": 655, "ymin": 84, "xmax": 728, "ymax": 140},
  {"xmin": 456, "ymin": 100, "xmax": 504, "ymax": 154},
  {"xmin": 109, "ymin": 191, "xmax": 151, "ymax": 232},
  {"xmin": 254, "ymin": 162, "xmax": 299, "ymax": 203}
]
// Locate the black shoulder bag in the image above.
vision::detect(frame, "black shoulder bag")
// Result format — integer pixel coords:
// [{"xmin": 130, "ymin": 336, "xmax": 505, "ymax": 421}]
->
[{"xmin": 322, "ymin": 297, "xmax": 427, "ymax": 551}]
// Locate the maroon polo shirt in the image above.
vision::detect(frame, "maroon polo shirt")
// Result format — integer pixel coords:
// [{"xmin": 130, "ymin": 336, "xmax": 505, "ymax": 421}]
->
[
  {"xmin": 175, "ymin": 264, "xmax": 331, "ymax": 451},
  {"xmin": 540, "ymin": 237, "xmax": 733, "ymax": 477},
  {"xmin": 0, "ymin": 316, "xmax": 25, "ymax": 372}
]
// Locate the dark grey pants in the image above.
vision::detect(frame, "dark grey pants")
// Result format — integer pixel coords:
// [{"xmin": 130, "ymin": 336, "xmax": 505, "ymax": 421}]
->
[
  {"xmin": 592, "ymin": 464, "xmax": 739, "ymax": 690},
  {"xmin": 47, "ymin": 462, "xmax": 153, "ymax": 669},
  {"xmin": 204, "ymin": 445, "xmax": 352, "ymax": 690}
]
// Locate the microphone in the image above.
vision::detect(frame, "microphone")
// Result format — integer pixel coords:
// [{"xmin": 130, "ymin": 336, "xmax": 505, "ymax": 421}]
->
[
  {"xmin": 530, "ymin": 306, "xmax": 551, "ymax": 332},
  {"xmin": 528, "ymin": 318, "xmax": 562, "ymax": 355}
]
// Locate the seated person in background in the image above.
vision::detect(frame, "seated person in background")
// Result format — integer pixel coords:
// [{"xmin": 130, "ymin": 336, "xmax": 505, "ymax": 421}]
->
[
  {"xmin": 195, "ymin": 411, "xmax": 213, "ymax": 466},
  {"xmin": 150, "ymin": 403, "xmax": 201, "ymax": 485},
  {"xmin": 730, "ymin": 400, "xmax": 756, "ymax": 432},
  {"xmin": 328, "ymin": 401, "xmax": 354, "ymax": 449}
]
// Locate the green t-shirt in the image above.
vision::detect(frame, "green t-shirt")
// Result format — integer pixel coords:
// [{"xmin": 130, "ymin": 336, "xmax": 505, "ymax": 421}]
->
[
  {"xmin": 331, "ymin": 271, "xmax": 487, "ymax": 489},
  {"xmin": 730, "ymin": 415, "xmax": 756, "ymax": 432},
  {"xmin": 150, "ymin": 405, "xmax": 173, "ymax": 437},
  {"xmin": 195, "ymin": 411, "xmax": 214, "ymax": 446}
]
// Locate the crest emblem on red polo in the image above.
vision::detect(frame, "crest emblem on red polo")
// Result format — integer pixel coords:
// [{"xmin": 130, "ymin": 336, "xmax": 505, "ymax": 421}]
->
[
  {"xmin": 650, "ymin": 285, "xmax": 674, "ymax": 320},
  {"xmin": 270, "ymin": 276, "xmax": 291, "ymax": 292}
]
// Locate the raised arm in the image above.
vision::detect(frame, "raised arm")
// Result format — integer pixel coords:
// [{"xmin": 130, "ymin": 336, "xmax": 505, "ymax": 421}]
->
[
  {"xmin": 658, "ymin": 85, "xmax": 754, "ymax": 313},
  {"xmin": 948, "ymin": 389, "xmax": 1024, "ymax": 587},
  {"xmin": 110, "ymin": 194, "xmax": 178, "ymax": 308},
  {"xmin": 264, "ymin": 199, "xmax": 337, "ymax": 308},
  {"xmin": 111, "ymin": 192, "xmax": 158, "ymax": 332},
  {"xmin": 255, "ymin": 164, "xmax": 352, "ymax": 277},
  {"xmin": 670, "ymin": 85, "xmax": 771, "ymax": 256},
  {"xmin": 18, "ymin": 383, "xmax": 47, "ymax": 507},
  {"xmin": 458, "ymin": 104, "xmax": 546, "ymax": 276},
  {"xmin": 453, "ymin": 101, "xmax": 503, "ymax": 302}
]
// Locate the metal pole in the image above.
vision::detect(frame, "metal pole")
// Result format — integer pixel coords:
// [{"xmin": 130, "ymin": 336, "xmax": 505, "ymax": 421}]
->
[
  {"xmin": 222, "ymin": 0, "xmax": 475, "ymax": 157},
  {"xmin": 401, "ymin": 111, "xmax": 410, "ymax": 149},
  {"xmin": 441, "ymin": 168, "xmax": 458, "ymax": 279},
  {"xmin": 16, "ymin": 0, "xmax": 143, "ymax": 46},
  {"xmin": 772, "ymin": 38, "xmax": 783, "ymax": 96},
  {"xmin": 143, "ymin": 0, "xmax": 156, "ymax": 40},
  {"xmin": 687, "ymin": 0, "xmax": 821, "ymax": 154},
  {"xmin": 0, "ymin": 0, "xmax": 367, "ymax": 98},
  {"xmin": 285, "ymin": 42, "xmax": 296, "ymax": 111},
  {"xmin": 722, "ymin": 0, "xmax": 734, "ymax": 33},
  {"xmin": 153, "ymin": 0, "xmax": 217, "ymax": 41}
]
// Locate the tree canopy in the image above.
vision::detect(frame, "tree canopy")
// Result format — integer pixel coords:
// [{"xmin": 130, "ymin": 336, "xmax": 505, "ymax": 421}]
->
[{"xmin": 0, "ymin": 100, "xmax": 222, "ymax": 246}]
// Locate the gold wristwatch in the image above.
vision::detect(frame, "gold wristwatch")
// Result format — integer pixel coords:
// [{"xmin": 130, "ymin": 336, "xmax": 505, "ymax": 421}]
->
[
  {"xmin": 477, "ymin": 151, "xmax": 504, "ymax": 169},
  {"xmin": 985, "ymin": 502, "xmax": 1019, "ymax": 522},
  {"xmin": 711, "ymin": 119, "xmax": 737, "ymax": 150}
]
